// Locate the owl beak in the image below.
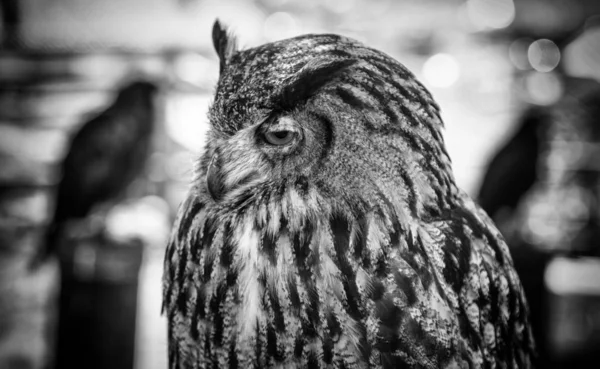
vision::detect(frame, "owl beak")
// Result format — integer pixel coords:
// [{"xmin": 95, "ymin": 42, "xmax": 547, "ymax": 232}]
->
[
  {"xmin": 206, "ymin": 149, "xmax": 263, "ymax": 201},
  {"xmin": 206, "ymin": 152, "xmax": 224, "ymax": 201}
]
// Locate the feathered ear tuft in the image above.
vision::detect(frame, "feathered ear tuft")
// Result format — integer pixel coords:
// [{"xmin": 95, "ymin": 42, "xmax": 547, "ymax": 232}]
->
[
  {"xmin": 212, "ymin": 19, "xmax": 238, "ymax": 75},
  {"xmin": 279, "ymin": 58, "xmax": 357, "ymax": 110}
]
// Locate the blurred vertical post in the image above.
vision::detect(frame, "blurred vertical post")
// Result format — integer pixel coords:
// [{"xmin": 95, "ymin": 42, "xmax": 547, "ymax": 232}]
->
[
  {"xmin": 1, "ymin": 0, "xmax": 20, "ymax": 48},
  {"xmin": 1, "ymin": 5, "xmax": 147, "ymax": 369},
  {"xmin": 55, "ymin": 234, "xmax": 144, "ymax": 369},
  {"xmin": 0, "ymin": 3, "xmax": 61, "ymax": 369},
  {"xmin": 0, "ymin": 53, "xmax": 155, "ymax": 368}
]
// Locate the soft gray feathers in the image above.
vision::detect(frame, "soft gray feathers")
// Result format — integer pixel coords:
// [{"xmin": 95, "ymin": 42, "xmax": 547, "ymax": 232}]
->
[{"xmin": 163, "ymin": 21, "xmax": 536, "ymax": 368}]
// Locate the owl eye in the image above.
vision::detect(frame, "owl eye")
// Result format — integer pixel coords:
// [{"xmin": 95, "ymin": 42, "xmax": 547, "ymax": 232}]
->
[{"xmin": 264, "ymin": 130, "xmax": 295, "ymax": 146}]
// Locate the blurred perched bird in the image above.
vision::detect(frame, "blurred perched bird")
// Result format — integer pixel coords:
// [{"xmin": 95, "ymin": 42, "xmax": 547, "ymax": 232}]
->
[
  {"xmin": 475, "ymin": 77, "xmax": 600, "ymax": 368},
  {"xmin": 163, "ymin": 21, "xmax": 535, "ymax": 368},
  {"xmin": 516, "ymin": 79, "xmax": 600, "ymax": 255},
  {"xmin": 476, "ymin": 106, "xmax": 547, "ymax": 225},
  {"xmin": 34, "ymin": 80, "xmax": 158, "ymax": 267}
]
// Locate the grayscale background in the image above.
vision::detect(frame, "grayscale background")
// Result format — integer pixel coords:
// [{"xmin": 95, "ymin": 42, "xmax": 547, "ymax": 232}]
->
[{"xmin": 1, "ymin": 1, "xmax": 599, "ymax": 368}]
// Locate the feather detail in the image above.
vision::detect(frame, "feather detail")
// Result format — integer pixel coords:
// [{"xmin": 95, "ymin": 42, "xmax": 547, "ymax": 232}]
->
[
  {"xmin": 164, "ymin": 21, "xmax": 536, "ymax": 369},
  {"xmin": 279, "ymin": 58, "xmax": 358, "ymax": 111},
  {"xmin": 212, "ymin": 19, "xmax": 238, "ymax": 75}
]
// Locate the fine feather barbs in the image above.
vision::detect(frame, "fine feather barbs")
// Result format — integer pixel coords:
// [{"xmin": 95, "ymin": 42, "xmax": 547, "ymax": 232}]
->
[
  {"xmin": 213, "ymin": 19, "xmax": 238, "ymax": 75},
  {"xmin": 163, "ymin": 20, "xmax": 536, "ymax": 369},
  {"xmin": 278, "ymin": 58, "xmax": 358, "ymax": 111},
  {"xmin": 206, "ymin": 150, "xmax": 223, "ymax": 201}
]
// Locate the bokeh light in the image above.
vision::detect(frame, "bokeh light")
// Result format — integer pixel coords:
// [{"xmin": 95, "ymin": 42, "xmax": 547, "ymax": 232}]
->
[
  {"xmin": 564, "ymin": 26, "xmax": 600, "ymax": 81},
  {"xmin": 165, "ymin": 93, "xmax": 211, "ymax": 153},
  {"xmin": 263, "ymin": 12, "xmax": 301, "ymax": 42},
  {"xmin": 172, "ymin": 52, "xmax": 217, "ymax": 87},
  {"xmin": 422, "ymin": 53, "xmax": 460, "ymax": 88},
  {"xmin": 508, "ymin": 38, "xmax": 532, "ymax": 70},
  {"xmin": 525, "ymin": 71, "xmax": 563, "ymax": 105},
  {"xmin": 545, "ymin": 257, "xmax": 600, "ymax": 295},
  {"xmin": 528, "ymin": 39, "xmax": 561, "ymax": 73},
  {"xmin": 105, "ymin": 196, "xmax": 171, "ymax": 248},
  {"xmin": 465, "ymin": 0, "xmax": 515, "ymax": 31}
]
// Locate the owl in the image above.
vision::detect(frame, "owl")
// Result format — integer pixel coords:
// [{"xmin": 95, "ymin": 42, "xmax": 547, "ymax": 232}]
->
[{"xmin": 163, "ymin": 21, "xmax": 536, "ymax": 369}]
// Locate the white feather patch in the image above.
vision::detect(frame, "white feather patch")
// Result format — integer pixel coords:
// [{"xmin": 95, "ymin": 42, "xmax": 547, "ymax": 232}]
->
[
  {"xmin": 285, "ymin": 187, "xmax": 308, "ymax": 231},
  {"xmin": 365, "ymin": 214, "xmax": 386, "ymax": 261},
  {"xmin": 267, "ymin": 200, "xmax": 281, "ymax": 235},
  {"xmin": 235, "ymin": 216, "xmax": 264, "ymax": 338}
]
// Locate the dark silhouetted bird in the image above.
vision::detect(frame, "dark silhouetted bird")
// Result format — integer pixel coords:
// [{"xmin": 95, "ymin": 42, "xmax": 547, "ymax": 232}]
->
[
  {"xmin": 476, "ymin": 106, "xmax": 547, "ymax": 224},
  {"xmin": 476, "ymin": 77, "xmax": 600, "ymax": 369},
  {"xmin": 163, "ymin": 21, "xmax": 536, "ymax": 368},
  {"xmin": 475, "ymin": 106, "xmax": 549, "ymax": 368},
  {"xmin": 34, "ymin": 80, "xmax": 159, "ymax": 268}
]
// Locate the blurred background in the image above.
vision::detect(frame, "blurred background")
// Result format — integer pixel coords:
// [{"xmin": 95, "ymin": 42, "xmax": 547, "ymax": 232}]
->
[{"xmin": 1, "ymin": 0, "xmax": 600, "ymax": 368}]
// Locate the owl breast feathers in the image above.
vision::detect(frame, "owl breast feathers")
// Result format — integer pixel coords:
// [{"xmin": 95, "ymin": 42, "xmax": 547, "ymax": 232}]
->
[{"xmin": 163, "ymin": 20, "xmax": 536, "ymax": 369}]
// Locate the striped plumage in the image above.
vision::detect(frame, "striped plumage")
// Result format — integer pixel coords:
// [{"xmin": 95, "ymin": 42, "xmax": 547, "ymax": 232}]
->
[{"xmin": 163, "ymin": 21, "xmax": 536, "ymax": 368}]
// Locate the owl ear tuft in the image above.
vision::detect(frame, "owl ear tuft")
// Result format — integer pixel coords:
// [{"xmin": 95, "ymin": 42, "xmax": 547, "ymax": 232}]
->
[
  {"xmin": 279, "ymin": 58, "xmax": 357, "ymax": 110},
  {"xmin": 212, "ymin": 19, "xmax": 238, "ymax": 74}
]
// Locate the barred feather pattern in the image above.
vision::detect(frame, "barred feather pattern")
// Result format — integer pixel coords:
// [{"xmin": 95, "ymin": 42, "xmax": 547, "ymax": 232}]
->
[{"xmin": 163, "ymin": 22, "xmax": 536, "ymax": 369}]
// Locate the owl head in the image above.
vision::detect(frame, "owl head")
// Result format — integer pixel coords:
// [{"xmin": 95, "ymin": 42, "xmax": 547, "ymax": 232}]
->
[{"xmin": 198, "ymin": 20, "xmax": 457, "ymax": 223}]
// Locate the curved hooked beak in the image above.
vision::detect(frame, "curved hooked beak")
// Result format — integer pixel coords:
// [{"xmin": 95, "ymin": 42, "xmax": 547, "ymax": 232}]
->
[
  {"xmin": 206, "ymin": 150, "xmax": 263, "ymax": 202},
  {"xmin": 206, "ymin": 152, "xmax": 224, "ymax": 201}
]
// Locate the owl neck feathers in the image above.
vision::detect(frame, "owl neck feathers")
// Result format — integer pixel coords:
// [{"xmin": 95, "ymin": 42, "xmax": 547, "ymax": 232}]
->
[{"xmin": 171, "ymin": 183, "xmax": 431, "ymax": 339}]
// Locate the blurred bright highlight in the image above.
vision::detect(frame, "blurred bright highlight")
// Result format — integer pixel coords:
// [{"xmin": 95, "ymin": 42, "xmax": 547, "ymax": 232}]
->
[
  {"xmin": 546, "ymin": 257, "xmax": 600, "ymax": 295},
  {"xmin": 466, "ymin": 0, "xmax": 515, "ymax": 30},
  {"xmin": 525, "ymin": 71, "xmax": 563, "ymax": 105},
  {"xmin": 172, "ymin": 53, "xmax": 217, "ymax": 87},
  {"xmin": 106, "ymin": 196, "xmax": 171, "ymax": 247},
  {"xmin": 165, "ymin": 94, "xmax": 211, "ymax": 153},
  {"xmin": 422, "ymin": 53, "xmax": 460, "ymax": 88},
  {"xmin": 263, "ymin": 12, "xmax": 301, "ymax": 42},
  {"xmin": 528, "ymin": 39, "xmax": 561, "ymax": 73},
  {"xmin": 508, "ymin": 38, "xmax": 533, "ymax": 70}
]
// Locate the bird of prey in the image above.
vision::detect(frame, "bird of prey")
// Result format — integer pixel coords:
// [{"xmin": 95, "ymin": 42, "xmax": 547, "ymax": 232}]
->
[
  {"xmin": 34, "ymin": 80, "xmax": 158, "ymax": 268},
  {"xmin": 163, "ymin": 21, "xmax": 536, "ymax": 368}
]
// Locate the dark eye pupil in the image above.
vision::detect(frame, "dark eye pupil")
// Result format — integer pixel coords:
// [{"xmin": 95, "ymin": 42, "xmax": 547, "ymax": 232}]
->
[
  {"xmin": 272, "ymin": 131, "xmax": 289, "ymax": 139},
  {"xmin": 263, "ymin": 130, "xmax": 295, "ymax": 146}
]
